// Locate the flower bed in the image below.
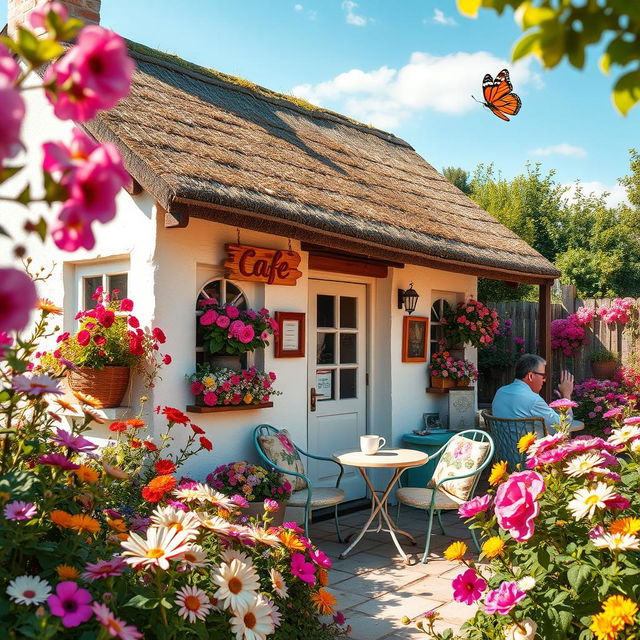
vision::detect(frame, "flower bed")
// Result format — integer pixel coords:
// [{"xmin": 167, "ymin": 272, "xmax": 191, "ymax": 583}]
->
[{"xmin": 574, "ymin": 378, "xmax": 638, "ymax": 436}]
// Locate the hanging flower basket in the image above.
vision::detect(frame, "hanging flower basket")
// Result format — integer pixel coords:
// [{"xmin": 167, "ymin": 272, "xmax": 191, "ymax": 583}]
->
[{"xmin": 67, "ymin": 366, "xmax": 130, "ymax": 408}]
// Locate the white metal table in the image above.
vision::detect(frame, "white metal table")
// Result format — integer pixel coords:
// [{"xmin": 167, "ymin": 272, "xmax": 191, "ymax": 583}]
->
[{"xmin": 332, "ymin": 448, "xmax": 428, "ymax": 563}]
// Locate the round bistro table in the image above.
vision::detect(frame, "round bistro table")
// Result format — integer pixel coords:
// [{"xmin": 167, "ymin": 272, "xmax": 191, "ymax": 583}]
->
[{"xmin": 332, "ymin": 448, "xmax": 428, "ymax": 563}]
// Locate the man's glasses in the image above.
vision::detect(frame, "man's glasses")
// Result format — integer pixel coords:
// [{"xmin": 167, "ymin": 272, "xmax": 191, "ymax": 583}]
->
[{"xmin": 531, "ymin": 372, "xmax": 546, "ymax": 381}]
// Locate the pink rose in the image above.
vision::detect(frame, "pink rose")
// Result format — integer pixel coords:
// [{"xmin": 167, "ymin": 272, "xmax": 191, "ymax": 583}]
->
[
  {"xmin": 458, "ymin": 494, "xmax": 492, "ymax": 519},
  {"xmin": 483, "ymin": 581, "xmax": 526, "ymax": 615},
  {"xmin": 216, "ymin": 315, "xmax": 230, "ymax": 329},
  {"xmin": 77, "ymin": 330, "xmax": 91, "ymax": 347},
  {"xmin": 191, "ymin": 381, "xmax": 204, "ymax": 395},
  {"xmin": 200, "ymin": 309, "xmax": 218, "ymax": 325},
  {"xmin": 226, "ymin": 305, "xmax": 240, "ymax": 319},
  {"xmin": 119, "ymin": 298, "xmax": 134, "ymax": 312},
  {"xmin": 203, "ymin": 391, "xmax": 218, "ymax": 406},
  {"xmin": 494, "ymin": 471, "xmax": 545, "ymax": 541},
  {"xmin": 238, "ymin": 325, "xmax": 255, "ymax": 344},
  {"xmin": 229, "ymin": 320, "xmax": 245, "ymax": 336}
]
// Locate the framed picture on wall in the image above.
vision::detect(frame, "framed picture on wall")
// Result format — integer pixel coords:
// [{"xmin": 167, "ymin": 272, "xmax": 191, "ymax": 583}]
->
[
  {"xmin": 402, "ymin": 316, "xmax": 428, "ymax": 362},
  {"xmin": 274, "ymin": 312, "xmax": 305, "ymax": 358}
]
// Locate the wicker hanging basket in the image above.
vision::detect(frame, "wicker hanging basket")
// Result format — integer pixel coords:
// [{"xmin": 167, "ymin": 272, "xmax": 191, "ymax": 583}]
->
[{"xmin": 67, "ymin": 366, "xmax": 130, "ymax": 408}]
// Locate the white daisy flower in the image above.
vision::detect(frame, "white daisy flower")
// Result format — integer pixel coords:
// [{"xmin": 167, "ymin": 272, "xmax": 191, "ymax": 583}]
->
[
  {"xmin": 222, "ymin": 548, "xmax": 253, "ymax": 565},
  {"xmin": 263, "ymin": 596, "xmax": 282, "ymax": 627},
  {"xmin": 150, "ymin": 505, "xmax": 200, "ymax": 539},
  {"xmin": 592, "ymin": 532, "xmax": 640, "ymax": 551},
  {"xmin": 244, "ymin": 525, "xmax": 281, "ymax": 547},
  {"xmin": 177, "ymin": 544, "xmax": 209, "ymax": 568},
  {"xmin": 120, "ymin": 525, "xmax": 192, "ymax": 570},
  {"xmin": 175, "ymin": 585, "xmax": 212, "ymax": 623},
  {"xmin": 609, "ymin": 425, "xmax": 640, "ymax": 446},
  {"xmin": 269, "ymin": 568, "xmax": 288, "ymax": 599},
  {"xmin": 212, "ymin": 558, "xmax": 260, "ymax": 612},
  {"xmin": 631, "ymin": 439, "xmax": 640, "ymax": 453},
  {"xmin": 229, "ymin": 594, "xmax": 275, "ymax": 640},
  {"xmin": 6, "ymin": 575, "xmax": 51, "ymax": 605},
  {"xmin": 174, "ymin": 484, "xmax": 235, "ymax": 509},
  {"xmin": 197, "ymin": 512, "xmax": 233, "ymax": 535},
  {"xmin": 567, "ymin": 483, "xmax": 616, "ymax": 520},
  {"xmin": 564, "ymin": 452, "xmax": 605, "ymax": 477},
  {"xmin": 516, "ymin": 576, "xmax": 536, "ymax": 592}
]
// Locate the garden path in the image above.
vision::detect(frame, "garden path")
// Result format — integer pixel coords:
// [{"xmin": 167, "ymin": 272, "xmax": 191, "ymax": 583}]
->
[{"xmin": 309, "ymin": 505, "xmax": 479, "ymax": 640}]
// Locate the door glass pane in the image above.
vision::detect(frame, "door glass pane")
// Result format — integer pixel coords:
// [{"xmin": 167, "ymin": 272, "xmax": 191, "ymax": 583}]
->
[
  {"xmin": 339, "ymin": 368, "xmax": 357, "ymax": 399},
  {"xmin": 317, "ymin": 333, "xmax": 335, "ymax": 364},
  {"xmin": 340, "ymin": 333, "xmax": 357, "ymax": 364},
  {"xmin": 317, "ymin": 295, "xmax": 335, "ymax": 328},
  {"xmin": 202, "ymin": 280, "xmax": 221, "ymax": 303},
  {"xmin": 108, "ymin": 273, "xmax": 128, "ymax": 299},
  {"xmin": 316, "ymin": 369, "xmax": 334, "ymax": 401},
  {"xmin": 83, "ymin": 276, "xmax": 102, "ymax": 309},
  {"xmin": 340, "ymin": 297, "xmax": 357, "ymax": 328}
]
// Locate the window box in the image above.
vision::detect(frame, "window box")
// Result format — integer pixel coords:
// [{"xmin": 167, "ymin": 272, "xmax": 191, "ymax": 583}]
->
[{"xmin": 186, "ymin": 402, "xmax": 274, "ymax": 413}]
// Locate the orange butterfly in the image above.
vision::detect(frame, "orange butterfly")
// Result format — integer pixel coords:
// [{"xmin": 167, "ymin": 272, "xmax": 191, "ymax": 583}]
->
[{"xmin": 476, "ymin": 69, "xmax": 522, "ymax": 121}]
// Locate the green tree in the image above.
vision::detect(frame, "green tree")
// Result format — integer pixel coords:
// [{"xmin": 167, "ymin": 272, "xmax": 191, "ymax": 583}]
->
[
  {"xmin": 442, "ymin": 166, "xmax": 471, "ymax": 194},
  {"xmin": 619, "ymin": 148, "xmax": 640, "ymax": 209},
  {"xmin": 457, "ymin": 0, "xmax": 640, "ymax": 115}
]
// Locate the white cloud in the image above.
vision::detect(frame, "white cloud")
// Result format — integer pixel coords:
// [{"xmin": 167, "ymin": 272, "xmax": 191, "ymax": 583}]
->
[
  {"xmin": 342, "ymin": 1, "xmax": 371, "ymax": 27},
  {"xmin": 530, "ymin": 143, "xmax": 587, "ymax": 158},
  {"xmin": 431, "ymin": 9, "xmax": 457, "ymax": 26},
  {"xmin": 563, "ymin": 181, "xmax": 630, "ymax": 209},
  {"xmin": 294, "ymin": 4, "xmax": 303, "ymax": 10},
  {"xmin": 291, "ymin": 51, "xmax": 541, "ymax": 129}
]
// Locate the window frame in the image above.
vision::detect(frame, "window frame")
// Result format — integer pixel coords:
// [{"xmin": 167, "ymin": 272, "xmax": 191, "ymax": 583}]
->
[{"xmin": 74, "ymin": 259, "xmax": 130, "ymax": 315}]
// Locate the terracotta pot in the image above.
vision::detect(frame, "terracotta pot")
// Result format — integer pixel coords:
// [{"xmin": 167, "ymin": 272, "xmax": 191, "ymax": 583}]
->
[
  {"xmin": 242, "ymin": 500, "xmax": 288, "ymax": 526},
  {"xmin": 456, "ymin": 378, "xmax": 471, "ymax": 387},
  {"xmin": 67, "ymin": 366, "xmax": 130, "ymax": 408},
  {"xmin": 431, "ymin": 375, "xmax": 455, "ymax": 389},
  {"xmin": 209, "ymin": 354, "xmax": 243, "ymax": 371},
  {"xmin": 590, "ymin": 360, "xmax": 617, "ymax": 381}
]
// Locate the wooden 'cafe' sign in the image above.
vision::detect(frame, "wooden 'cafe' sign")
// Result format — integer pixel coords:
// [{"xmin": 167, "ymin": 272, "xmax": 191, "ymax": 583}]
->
[{"xmin": 224, "ymin": 244, "xmax": 302, "ymax": 286}]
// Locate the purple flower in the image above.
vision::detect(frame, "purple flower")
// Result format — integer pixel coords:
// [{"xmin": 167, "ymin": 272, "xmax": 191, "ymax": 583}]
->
[
  {"xmin": 82, "ymin": 557, "xmax": 126, "ymax": 581},
  {"xmin": 333, "ymin": 611, "xmax": 346, "ymax": 625},
  {"xmin": 230, "ymin": 494, "xmax": 249, "ymax": 508},
  {"xmin": 52, "ymin": 428, "xmax": 98, "ymax": 453},
  {"xmin": 290, "ymin": 553, "xmax": 316, "ymax": 585},
  {"xmin": 283, "ymin": 521, "xmax": 304, "ymax": 534},
  {"xmin": 12, "ymin": 374, "xmax": 63, "ymax": 396},
  {"xmin": 4, "ymin": 501, "xmax": 37, "ymax": 521},
  {"xmin": 38, "ymin": 454, "xmax": 79, "ymax": 470},
  {"xmin": 47, "ymin": 581, "xmax": 93, "ymax": 628}
]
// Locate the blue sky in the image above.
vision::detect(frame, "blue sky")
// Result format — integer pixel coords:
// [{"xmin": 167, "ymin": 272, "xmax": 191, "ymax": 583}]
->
[{"xmin": 3, "ymin": 0, "xmax": 636, "ymax": 205}]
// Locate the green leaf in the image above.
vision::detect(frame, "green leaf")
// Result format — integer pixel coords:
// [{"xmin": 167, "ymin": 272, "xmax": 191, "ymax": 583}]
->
[
  {"xmin": 601, "ymin": 36, "xmax": 638, "ymax": 74},
  {"xmin": 124, "ymin": 594, "xmax": 156, "ymax": 609},
  {"xmin": 558, "ymin": 609, "xmax": 574, "ymax": 632},
  {"xmin": 457, "ymin": 0, "xmax": 482, "ymax": 18},
  {"xmin": 43, "ymin": 171, "xmax": 68, "ymax": 204},
  {"xmin": 613, "ymin": 69, "xmax": 640, "ymax": 115},
  {"xmin": 512, "ymin": 31, "xmax": 542, "ymax": 62},
  {"xmin": 16, "ymin": 27, "xmax": 40, "ymax": 64},
  {"xmin": 0, "ymin": 166, "xmax": 23, "ymax": 185},
  {"xmin": 0, "ymin": 470, "xmax": 41, "ymax": 501},
  {"xmin": 16, "ymin": 185, "xmax": 31, "ymax": 206}
]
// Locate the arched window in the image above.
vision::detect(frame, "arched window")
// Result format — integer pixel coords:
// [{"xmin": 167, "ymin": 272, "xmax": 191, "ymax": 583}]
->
[
  {"xmin": 195, "ymin": 279, "xmax": 248, "ymax": 365},
  {"xmin": 430, "ymin": 298, "xmax": 451, "ymax": 357}
]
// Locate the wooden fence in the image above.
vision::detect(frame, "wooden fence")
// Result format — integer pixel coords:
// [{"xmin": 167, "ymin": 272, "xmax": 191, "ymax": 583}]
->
[{"xmin": 478, "ymin": 287, "xmax": 640, "ymax": 403}]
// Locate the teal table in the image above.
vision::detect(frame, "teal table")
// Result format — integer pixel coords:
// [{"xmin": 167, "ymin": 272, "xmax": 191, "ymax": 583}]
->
[{"xmin": 401, "ymin": 431, "xmax": 456, "ymax": 487}]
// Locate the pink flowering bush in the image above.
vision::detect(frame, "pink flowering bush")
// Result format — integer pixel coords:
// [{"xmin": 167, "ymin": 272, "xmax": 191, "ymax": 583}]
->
[
  {"xmin": 598, "ymin": 298, "xmax": 636, "ymax": 325},
  {"xmin": 188, "ymin": 364, "xmax": 282, "ymax": 406},
  {"xmin": 442, "ymin": 299, "xmax": 500, "ymax": 348},
  {"xmin": 551, "ymin": 313, "xmax": 589, "ymax": 357},
  {"xmin": 199, "ymin": 298, "xmax": 278, "ymax": 356},
  {"xmin": 206, "ymin": 462, "xmax": 292, "ymax": 503},
  {"xmin": 410, "ymin": 406, "xmax": 640, "ymax": 640},
  {"xmin": 430, "ymin": 351, "xmax": 478, "ymax": 383}
]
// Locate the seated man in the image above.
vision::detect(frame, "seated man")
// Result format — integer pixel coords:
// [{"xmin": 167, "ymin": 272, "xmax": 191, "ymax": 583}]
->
[{"xmin": 492, "ymin": 353, "xmax": 574, "ymax": 436}]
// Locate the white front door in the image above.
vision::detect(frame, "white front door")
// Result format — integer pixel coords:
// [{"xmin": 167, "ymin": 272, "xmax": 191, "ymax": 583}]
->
[{"xmin": 307, "ymin": 280, "xmax": 367, "ymax": 500}]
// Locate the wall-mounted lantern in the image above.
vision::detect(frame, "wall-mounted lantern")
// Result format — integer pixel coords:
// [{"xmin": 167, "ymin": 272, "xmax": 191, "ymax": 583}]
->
[{"xmin": 397, "ymin": 283, "xmax": 419, "ymax": 315}]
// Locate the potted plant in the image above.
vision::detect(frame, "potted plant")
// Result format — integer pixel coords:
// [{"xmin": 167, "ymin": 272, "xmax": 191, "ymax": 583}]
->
[
  {"xmin": 442, "ymin": 299, "xmax": 500, "ymax": 349},
  {"xmin": 590, "ymin": 347, "xmax": 619, "ymax": 380},
  {"xmin": 206, "ymin": 461, "xmax": 293, "ymax": 526},
  {"xmin": 198, "ymin": 298, "xmax": 278, "ymax": 370},
  {"xmin": 43, "ymin": 288, "xmax": 169, "ymax": 407},
  {"xmin": 188, "ymin": 363, "xmax": 282, "ymax": 407},
  {"xmin": 430, "ymin": 351, "xmax": 479, "ymax": 389}
]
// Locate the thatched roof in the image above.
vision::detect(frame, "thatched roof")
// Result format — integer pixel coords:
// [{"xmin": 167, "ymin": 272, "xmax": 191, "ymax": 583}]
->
[{"xmin": 84, "ymin": 41, "xmax": 559, "ymax": 284}]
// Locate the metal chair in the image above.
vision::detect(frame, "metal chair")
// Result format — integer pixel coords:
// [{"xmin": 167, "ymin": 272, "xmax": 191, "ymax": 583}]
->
[
  {"xmin": 253, "ymin": 424, "xmax": 345, "ymax": 541},
  {"xmin": 396, "ymin": 429, "xmax": 494, "ymax": 563},
  {"xmin": 480, "ymin": 410, "xmax": 547, "ymax": 471}
]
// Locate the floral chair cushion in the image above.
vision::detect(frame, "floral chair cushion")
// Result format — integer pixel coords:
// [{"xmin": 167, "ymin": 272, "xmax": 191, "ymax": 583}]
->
[
  {"xmin": 258, "ymin": 429, "xmax": 307, "ymax": 491},
  {"xmin": 427, "ymin": 434, "xmax": 490, "ymax": 502}
]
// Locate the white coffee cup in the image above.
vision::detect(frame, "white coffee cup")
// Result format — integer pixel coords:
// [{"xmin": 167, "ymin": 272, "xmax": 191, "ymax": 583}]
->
[{"xmin": 360, "ymin": 434, "xmax": 386, "ymax": 455}]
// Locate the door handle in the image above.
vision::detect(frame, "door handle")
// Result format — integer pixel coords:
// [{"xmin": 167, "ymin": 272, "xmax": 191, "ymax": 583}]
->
[{"xmin": 310, "ymin": 387, "xmax": 326, "ymax": 412}]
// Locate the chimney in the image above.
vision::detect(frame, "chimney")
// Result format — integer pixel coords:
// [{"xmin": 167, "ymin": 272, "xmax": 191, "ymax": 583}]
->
[{"xmin": 8, "ymin": 0, "xmax": 101, "ymax": 38}]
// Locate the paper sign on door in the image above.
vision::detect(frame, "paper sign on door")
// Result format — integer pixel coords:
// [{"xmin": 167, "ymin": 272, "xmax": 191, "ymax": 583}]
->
[{"xmin": 316, "ymin": 370, "xmax": 333, "ymax": 400}]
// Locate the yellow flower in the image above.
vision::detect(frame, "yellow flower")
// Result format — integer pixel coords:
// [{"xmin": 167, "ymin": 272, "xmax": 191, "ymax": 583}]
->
[
  {"xmin": 603, "ymin": 595, "xmax": 638, "ymax": 627},
  {"xmin": 278, "ymin": 530, "xmax": 306, "ymax": 551},
  {"xmin": 202, "ymin": 377, "xmax": 216, "ymax": 389},
  {"xmin": 590, "ymin": 611, "xmax": 624, "ymax": 640},
  {"xmin": 56, "ymin": 565, "xmax": 79, "ymax": 580},
  {"xmin": 610, "ymin": 517, "xmax": 640, "ymax": 536},
  {"xmin": 311, "ymin": 588, "xmax": 337, "ymax": 616},
  {"xmin": 444, "ymin": 541, "xmax": 467, "ymax": 562},
  {"xmin": 74, "ymin": 465, "xmax": 99, "ymax": 484},
  {"xmin": 482, "ymin": 536, "xmax": 505, "ymax": 558},
  {"xmin": 488, "ymin": 460, "xmax": 508, "ymax": 486},
  {"xmin": 517, "ymin": 433, "xmax": 536, "ymax": 454},
  {"xmin": 243, "ymin": 393, "xmax": 254, "ymax": 404},
  {"xmin": 68, "ymin": 514, "xmax": 100, "ymax": 534}
]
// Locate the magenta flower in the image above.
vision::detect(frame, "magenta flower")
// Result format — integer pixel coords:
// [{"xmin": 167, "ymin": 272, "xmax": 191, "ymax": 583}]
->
[
  {"xmin": 283, "ymin": 521, "xmax": 304, "ymax": 534},
  {"xmin": 29, "ymin": 2, "xmax": 69, "ymax": 29},
  {"xmin": 333, "ymin": 611, "xmax": 346, "ymax": 626},
  {"xmin": 216, "ymin": 315, "xmax": 231, "ymax": 329},
  {"xmin": 200, "ymin": 309, "xmax": 218, "ymax": 325},
  {"xmin": 458, "ymin": 494, "xmax": 492, "ymax": 520},
  {"xmin": 82, "ymin": 557, "xmax": 127, "ymax": 581},
  {"xmin": 93, "ymin": 602, "xmax": 142, "ymax": 639},
  {"xmin": 290, "ymin": 553, "xmax": 316, "ymax": 585},
  {"xmin": 11, "ymin": 374, "xmax": 63, "ymax": 397},
  {"xmin": 494, "ymin": 471, "xmax": 545, "ymax": 541},
  {"xmin": 226, "ymin": 305, "xmax": 240, "ymax": 319},
  {"xmin": 604, "ymin": 493, "xmax": 631, "ymax": 510},
  {"xmin": 203, "ymin": 391, "xmax": 219, "ymax": 406},
  {"xmin": 191, "ymin": 381, "xmax": 205, "ymax": 395},
  {"xmin": 47, "ymin": 581, "xmax": 93, "ymax": 628},
  {"xmin": 309, "ymin": 549, "xmax": 332, "ymax": 569},
  {"xmin": 52, "ymin": 428, "xmax": 97, "ymax": 453},
  {"xmin": 452, "ymin": 569, "xmax": 486, "ymax": 605},
  {"xmin": 549, "ymin": 399, "xmax": 578, "ymax": 410},
  {"xmin": 38, "ymin": 454, "xmax": 80, "ymax": 471},
  {"xmin": 230, "ymin": 494, "xmax": 249, "ymax": 508},
  {"xmin": 239, "ymin": 325, "xmax": 255, "ymax": 344},
  {"xmin": 0, "ymin": 268, "xmax": 38, "ymax": 334},
  {"xmin": 4, "ymin": 501, "xmax": 37, "ymax": 521},
  {"xmin": 483, "ymin": 581, "xmax": 526, "ymax": 615},
  {"xmin": 263, "ymin": 498, "xmax": 279, "ymax": 513},
  {"xmin": 45, "ymin": 26, "xmax": 134, "ymax": 122}
]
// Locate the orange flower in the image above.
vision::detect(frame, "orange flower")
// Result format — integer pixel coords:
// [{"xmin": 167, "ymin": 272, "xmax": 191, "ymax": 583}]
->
[
  {"xmin": 126, "ymin": 418, "xmax": 145, "ymax": 428},
  {"xmin": 74, "ymin": 465, "xmax": 99, "ymax": 484},
  {"xmin": 311, "ymin": 588, "xmax": 337, "ymax": 615},
  {"xmin": 318, "ymin": 568, "xmax": 329, "ymax": 586},
  {"xmin": 107, "ymin": 518, "xmax": 127, "ymax": 533},
  {"xmin": 50, "ymin": 510, "xmax": 73, "ymax": 528},
  {"xmin": 55, "ymin": 399, "xmax": 78, "ymax": 413},
  {"xmin": 117, "ymin": 533, "xmax": 129, "ymax": 542},
  {"xmin": 72, "ymin": 391, "xmax": 103, "ymax": 408},
  {"xmin": 68, "ymin": 514, "xmax": 100, "ymax": 534},
  {"xmin": 278, "ymin": 530, "xmax": 306, "ymax": 551},
  {"xmin": 141, "ymin": 474, "xmax": 177, "ymax": 503},
  {"xmin": 56, "ymin": 565, "xmax": 79, "ymax": 580},
  {"xmin": 610, "ymin": 517, "xmax": 640, "ymax": 536},
  {"xmin": 38, "ymin": 299, "xmax": 63, "ymax": 315}
]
